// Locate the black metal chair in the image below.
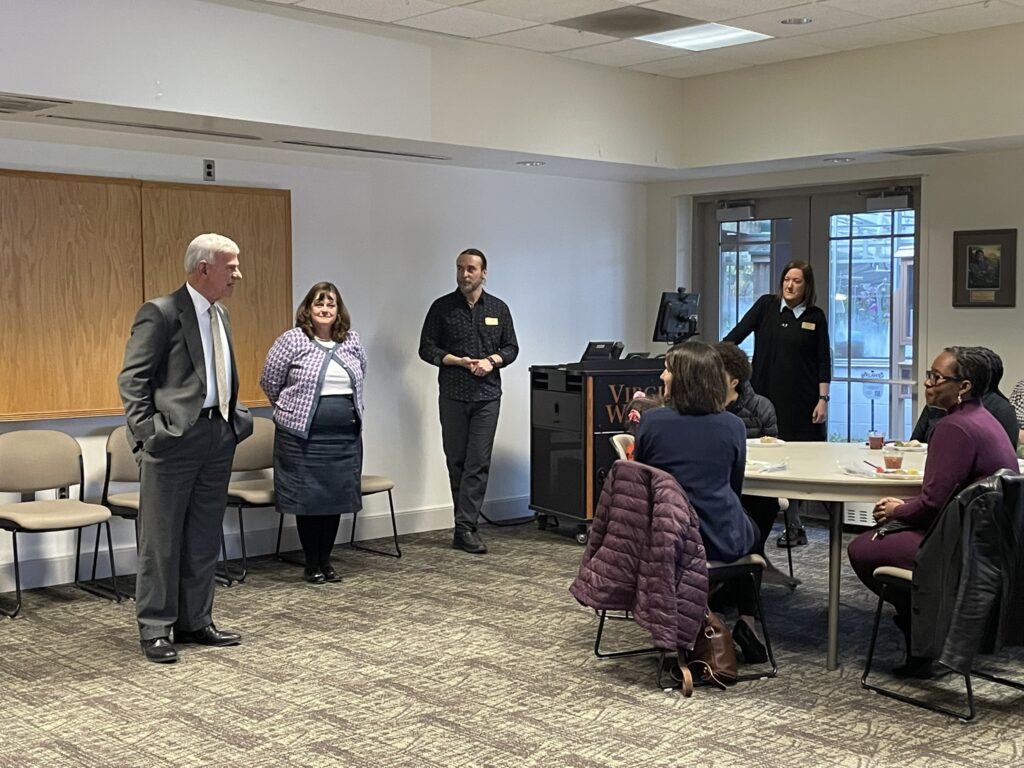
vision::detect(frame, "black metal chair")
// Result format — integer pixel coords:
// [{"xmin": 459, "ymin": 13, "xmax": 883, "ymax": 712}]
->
[
  {"xmin": 861, "ymin": 565, "xmax": 1024, "ymax": 721},
  {"xmin": 0, "ymin": 430, "xmax": 120, "ymax": 617},
  {"xmin": 861, "ymin": 471, "xmax": 1024, "ymax": 720},
  {"xmin": 275, "ymin": 473, "xmax": 402, "ymax": 563},
  {"xmin": 88, "ymin": 425, "xmax": 141, "ymax": 599},
  {"xmin": 217, "ymin": 416, "xmax": 275, "ymax": 585},
  {"xmin": 591, "ymin": 553, "xmax": 777, "ymax": 687}
]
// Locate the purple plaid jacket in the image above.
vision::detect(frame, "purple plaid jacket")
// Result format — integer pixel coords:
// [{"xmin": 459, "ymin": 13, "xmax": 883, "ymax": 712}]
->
[{"xmin": 260, "ymin": 327, "xmax": 367, "ymax": 438}]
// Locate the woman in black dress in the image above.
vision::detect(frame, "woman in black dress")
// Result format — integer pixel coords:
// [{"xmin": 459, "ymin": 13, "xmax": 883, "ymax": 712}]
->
[{"xmin": 723, "ymin": 260, "xmax": 831, "ymax": 546}]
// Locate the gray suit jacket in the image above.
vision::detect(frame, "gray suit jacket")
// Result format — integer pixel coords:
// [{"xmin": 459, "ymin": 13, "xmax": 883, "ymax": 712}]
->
[{"xmin": 118, "ymin": 284, "xmax": 254, "ymax": 454}]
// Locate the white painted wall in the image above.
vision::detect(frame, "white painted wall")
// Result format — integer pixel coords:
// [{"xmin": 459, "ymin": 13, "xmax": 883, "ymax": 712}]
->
[
  {"xmin": 676, "ymin": 23, "xmax": 1024, "ymax": 168},
  {"xmin": 0, "ymin": 123, "xmax": 647, "ymax": 589}
]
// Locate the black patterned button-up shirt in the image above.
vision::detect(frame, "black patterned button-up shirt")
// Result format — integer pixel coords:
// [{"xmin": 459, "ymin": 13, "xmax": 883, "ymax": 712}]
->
[{"xmin": 419, "ymin": 289, "xmax": 519, "ymax": 402}]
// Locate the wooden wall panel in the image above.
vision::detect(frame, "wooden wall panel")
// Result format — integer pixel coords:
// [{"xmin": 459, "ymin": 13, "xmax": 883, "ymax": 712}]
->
[
  {"xmin": 141, "ymin": 183, "xmax": 292, "ymax": 407},
  {"xmin": 0, "ymin": 170, "xmax": 142, "ymax": 419}
]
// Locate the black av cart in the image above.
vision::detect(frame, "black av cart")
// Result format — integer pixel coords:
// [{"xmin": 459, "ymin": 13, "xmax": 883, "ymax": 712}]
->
[{"xmin": 529, "ymin": 359, "xmax": 663, "ymax": 543}]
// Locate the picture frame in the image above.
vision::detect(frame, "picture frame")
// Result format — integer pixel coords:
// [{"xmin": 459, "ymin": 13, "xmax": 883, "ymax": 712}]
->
[{"xmin": 952, "ymin": 228, "xmax": 1017, "ymax": 308}]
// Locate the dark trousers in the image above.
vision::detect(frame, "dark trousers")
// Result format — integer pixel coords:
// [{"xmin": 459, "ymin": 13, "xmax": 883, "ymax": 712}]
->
[
  {"xmin": 136, "ymin": 415, "xmax": 235, "ymax": 641},
  {"xmin": 847, "ymin": 527, "xmax": 924, "ymax": 620},
  {"xmin": 439, "ymin": 396, "xmax": 500, "ymax": 533},
  {"xmin": 295, "ymin": 515, "xmax": 342, "ymax": 569},
  {"xmin": 742, "ymin": 494, "xmax": 780, "ymax": 554}
]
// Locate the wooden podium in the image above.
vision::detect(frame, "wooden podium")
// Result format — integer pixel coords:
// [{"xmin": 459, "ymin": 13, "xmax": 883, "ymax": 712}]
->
[{"xmin": 529, "ymin": 359, "xmax": 663, "ymax": 543}]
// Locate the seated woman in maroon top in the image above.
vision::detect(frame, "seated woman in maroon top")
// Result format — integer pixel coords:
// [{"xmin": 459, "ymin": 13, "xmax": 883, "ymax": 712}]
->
[{"xmin": 848, "ymin": 346, "xmax": 1018, "ymax": 677}]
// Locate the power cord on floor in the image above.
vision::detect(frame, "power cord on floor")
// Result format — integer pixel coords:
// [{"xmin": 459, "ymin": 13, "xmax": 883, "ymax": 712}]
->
[{"xmin": 479, "ymin": 510, "xmax": 538, "ymax": 527}]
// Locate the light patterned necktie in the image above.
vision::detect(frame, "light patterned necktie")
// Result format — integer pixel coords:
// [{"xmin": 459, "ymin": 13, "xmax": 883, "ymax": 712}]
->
[{"xmin": 209, "ymin": 305, "xmax": 231, "ymax": 421}]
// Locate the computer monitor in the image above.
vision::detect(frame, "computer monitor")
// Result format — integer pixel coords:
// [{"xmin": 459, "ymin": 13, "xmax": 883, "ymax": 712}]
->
[
  {"xmin": 652, "ymin": 289, "xmax": 700, "ymax": 343},
  {"xmin": 580, "ymin": 341, "xmax": 624, "ymax": 362}
]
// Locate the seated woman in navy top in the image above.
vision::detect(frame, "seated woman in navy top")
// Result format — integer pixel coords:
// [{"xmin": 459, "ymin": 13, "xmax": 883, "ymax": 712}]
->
[
  {"xmin": 848, "ymin": 346, "xmax": 1018, "ymax": 678},
  {"xmin": 634, "ymin": 341, "xmax": 766, "ymax": 664}
]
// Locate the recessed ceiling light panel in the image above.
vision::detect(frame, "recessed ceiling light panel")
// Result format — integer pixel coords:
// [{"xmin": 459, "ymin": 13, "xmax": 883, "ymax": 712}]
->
[{"xmin": 637, "ymin": 23, "xmax": 771, "ymax": 51}]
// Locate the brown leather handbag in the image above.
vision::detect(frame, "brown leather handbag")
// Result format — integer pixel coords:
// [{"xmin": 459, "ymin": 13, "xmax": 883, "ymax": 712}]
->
[{"xmin": 680, "ymin": 609, "xmax": 738, "ymax": 690}]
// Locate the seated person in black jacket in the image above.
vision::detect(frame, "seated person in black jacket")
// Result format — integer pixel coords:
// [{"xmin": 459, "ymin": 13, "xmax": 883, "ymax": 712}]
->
[
  {"xmin": 910, "ymin": 346, "xmax": 1018, "ymax": 450},
  {"xmin": 713, "ymin": 342, "xmax": 782, "ymax": 553}
]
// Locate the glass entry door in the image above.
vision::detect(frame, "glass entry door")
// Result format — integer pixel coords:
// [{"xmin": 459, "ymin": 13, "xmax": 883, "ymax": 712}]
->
[
  {"xmin": 812, "ymin": 194, "xmax": 918, "ymax": 442},
  {"xmin": 705, "ymin": 185, "xmax": 919, "ymax": 442}
]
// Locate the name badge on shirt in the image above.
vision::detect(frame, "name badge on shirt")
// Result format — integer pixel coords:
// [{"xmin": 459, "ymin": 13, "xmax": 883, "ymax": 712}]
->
[
  {"xmin": 801, "ymin": 321, "xmax": 816, "ymax": 330},
  {"xmin": 485, "ymin": 316, "xmax": 499, "ymax": 326}
]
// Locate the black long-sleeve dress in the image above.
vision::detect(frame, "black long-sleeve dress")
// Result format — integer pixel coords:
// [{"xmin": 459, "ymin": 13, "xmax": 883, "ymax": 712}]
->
[{"xmin": 723, "ymin": 294, "xmax": 831, "ymax": 442}]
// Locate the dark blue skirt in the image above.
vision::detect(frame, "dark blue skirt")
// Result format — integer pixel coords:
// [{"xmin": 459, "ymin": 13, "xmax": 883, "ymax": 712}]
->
[{"xmin": 274, "ymin": 395, "xmax": 362, "ymax": 516}]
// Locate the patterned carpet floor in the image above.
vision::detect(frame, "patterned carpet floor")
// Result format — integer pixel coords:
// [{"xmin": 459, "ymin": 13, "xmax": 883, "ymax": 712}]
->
[{"xmin": 1, "ymin": 521, "xmax": 1023, "ymax": 768}]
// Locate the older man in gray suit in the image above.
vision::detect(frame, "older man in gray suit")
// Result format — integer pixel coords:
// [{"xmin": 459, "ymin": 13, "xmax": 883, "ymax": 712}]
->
[{"xmin": 119, "ymin": 233, "xmax": 254, "ymax": 663}]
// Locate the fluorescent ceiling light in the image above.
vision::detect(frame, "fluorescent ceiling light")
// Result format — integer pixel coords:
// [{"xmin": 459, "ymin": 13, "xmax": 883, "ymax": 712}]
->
[{"xmin": 637, "ymin": 23, "xmax": 770, "ymax": 51}]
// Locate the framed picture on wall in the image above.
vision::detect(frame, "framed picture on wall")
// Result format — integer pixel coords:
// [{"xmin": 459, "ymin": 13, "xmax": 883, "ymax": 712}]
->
[{"xmin": 952, "ymin": 228, "xmax": 1017, "ymax": 307}]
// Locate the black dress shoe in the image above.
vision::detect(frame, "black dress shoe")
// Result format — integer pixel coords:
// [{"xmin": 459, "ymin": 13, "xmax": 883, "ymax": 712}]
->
[
  {"xmin": 733, "ymin": 620, "xmax": 768, "ymax": 664},
  {"xmin": 776, "ymin": 526, "xmax": 807, "ymax": 548},
  {"xmin": 304, "ymin": 567, "xmax": 326, "ymax": 584},
  {"xmin": 174, "ymin": 623, "xmax": 241, "ymax": 647},
  {"xmin": 141, "ymin": 637, "xmax": 178, "ymax": 663},
  {"xmin": 321, "ymin": 565, "xmax": 342, "ymax": 583},
  {"xmin": 453, "ymin": 530, "xmax": 487, "ymax": 554}
]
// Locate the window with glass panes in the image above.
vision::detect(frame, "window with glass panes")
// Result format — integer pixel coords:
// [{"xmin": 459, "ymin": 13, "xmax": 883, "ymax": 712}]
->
[
  {"xmin": 718, "ymin": 219, "xmax": 792, "ymax": 356},
  {"xmin": 827, "ymin": 209, "xmax": 916, "ymax": 442}
]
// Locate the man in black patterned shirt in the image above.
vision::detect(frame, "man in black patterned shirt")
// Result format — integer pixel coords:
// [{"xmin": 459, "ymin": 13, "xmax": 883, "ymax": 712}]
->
[{"xmin": 419, "ymin": 248, "xmax": 519, "ymax": 554}]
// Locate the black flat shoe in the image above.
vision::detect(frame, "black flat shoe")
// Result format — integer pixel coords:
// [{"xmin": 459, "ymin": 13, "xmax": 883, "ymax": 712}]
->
[
  {"xmin": 776, "ymin": 526, "xmax": 808, "ymax": 548},
  {"xmin": 893, "ymin": 655, "xmax": 940, "ymax": 679},
  {"xmin": 322, "ymin": 565, "xmax": 342, "ymax": 583},
  {"xmin": 733, "ymin": 620, "xmax": 768, "ymax": 664},
  {"xmin": 304, "ymin": 568, "xmax": 326, "ymax": 584},
  {"xmin": 174, "ymin": 623, "xmax": 241, "ymax": 647},
  {"xmin": 141, "ymin": 637, "xmax": 178, "ymax": 663}
]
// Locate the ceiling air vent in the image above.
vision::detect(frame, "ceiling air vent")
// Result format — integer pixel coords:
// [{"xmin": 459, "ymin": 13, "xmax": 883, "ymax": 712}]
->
[
  {"xmin": 278, "ymin": 140, "xmax": 450, "ymax": 161},
  {"xmin": 883, "ymin": 147, "xmax": 964, "ymax": 157},
  {"xmin": 554, "ymin": 7, "xmax": 700, "ymax": 38},
  {"xmin": 0, "ymin": 93, "xmax": 71, "ymax": 112},
  {"xmin": 38, "ymin": 115, "xmax": 262, "ymax": 141}
]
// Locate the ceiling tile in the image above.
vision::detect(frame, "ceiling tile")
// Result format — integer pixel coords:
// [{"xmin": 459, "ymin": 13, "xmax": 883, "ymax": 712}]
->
[
  {"xmin": 295, "ymin": 0, "xmax": 447, "ymax": 22},
  {"xmin": 628, "ymin": 52, "xmax": 750, "ymax": 77},
  {"xmin": 642, "ymin": 1, "xmax": 812, "ymax": 23},
  {"xmin": 470, "ymin": 0, "xmax": 629, "ymax": 25},
  {"xmin": 482, "ymin": 24, "xmax": 618, "ymax": 52},
  {"xmin": 892, "ymin": 0, "xmax": 1024, "ymax": 34},
  {"xmin": 707, "ymin": 36, "xmax": 837, "ymax": 65},
  {"xmin": 556, "ymin": 38, "xmax": 685, "ymax": 66},
  {"xmin": 728, "ymin": 3, "xmax": 878, "ymax": 37},
  {"xmin": 394, "ymin": 5, "xmax": 536, "ymax": 36},
  {"xmin": 797, "ymin": 19, "xmax": 934, "ymax": 51},
  {"xmin": 820, "ymin": 0, "xmax": 975, "ymax": 21}
]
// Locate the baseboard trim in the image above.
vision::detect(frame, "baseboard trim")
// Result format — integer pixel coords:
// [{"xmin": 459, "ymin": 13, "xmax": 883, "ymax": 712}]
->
[{"xmin": 0, "ymin": 495, "xmax": 532, "ymax": 593}]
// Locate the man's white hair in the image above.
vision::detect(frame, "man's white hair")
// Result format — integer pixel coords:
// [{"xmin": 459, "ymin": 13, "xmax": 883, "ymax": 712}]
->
[{"xmin": 184, "ymin": 233, "xmax": 239, "ymax": 274}]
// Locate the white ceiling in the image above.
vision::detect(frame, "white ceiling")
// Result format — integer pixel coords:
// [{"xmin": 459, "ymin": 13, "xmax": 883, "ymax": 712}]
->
[{"xmin": 249, "ymin": 0, "xmax": 1024, "ymax": 79}]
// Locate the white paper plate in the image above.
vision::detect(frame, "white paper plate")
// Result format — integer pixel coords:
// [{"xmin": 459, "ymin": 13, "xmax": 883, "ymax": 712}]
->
[
  {"xmin": 893, "ymin": 443, "xmax": 927, "ymax": 453},
  {"xmin": 747, "ymin": 438, "xmax": 786, "ymax": 447},
  {"xmin": 872, "ymin": 469, "xmax": 922, "ymax": 480}
]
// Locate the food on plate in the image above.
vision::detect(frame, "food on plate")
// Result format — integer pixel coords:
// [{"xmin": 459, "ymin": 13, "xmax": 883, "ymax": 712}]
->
[
  {"xmin": 759, "ymin": 436, "xmax": 780, "ymax": 444},
  {"xmin": 893, "ymin": 439, "xmax": 922, "ymax": 448}
]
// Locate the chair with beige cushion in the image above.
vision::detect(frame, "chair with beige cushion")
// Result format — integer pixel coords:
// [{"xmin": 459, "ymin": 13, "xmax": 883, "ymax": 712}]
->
[
  {"xmin": 610, "ymin": 433, "xmax": 634, "ymax": 462},
  {"xmin": 275, "ymin": 473, "xmax": 402, "ymax": 561},
  {"xmin": 0, "ymin": 429, "xmax": 120, "ymax": 618},
  {"xmin": 217, "ymin": 416, "xmax": 275, "ymax": 585},
  {"xmin": 87, "ymin": 425, "xmax": 142, "ymax": 599}
]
